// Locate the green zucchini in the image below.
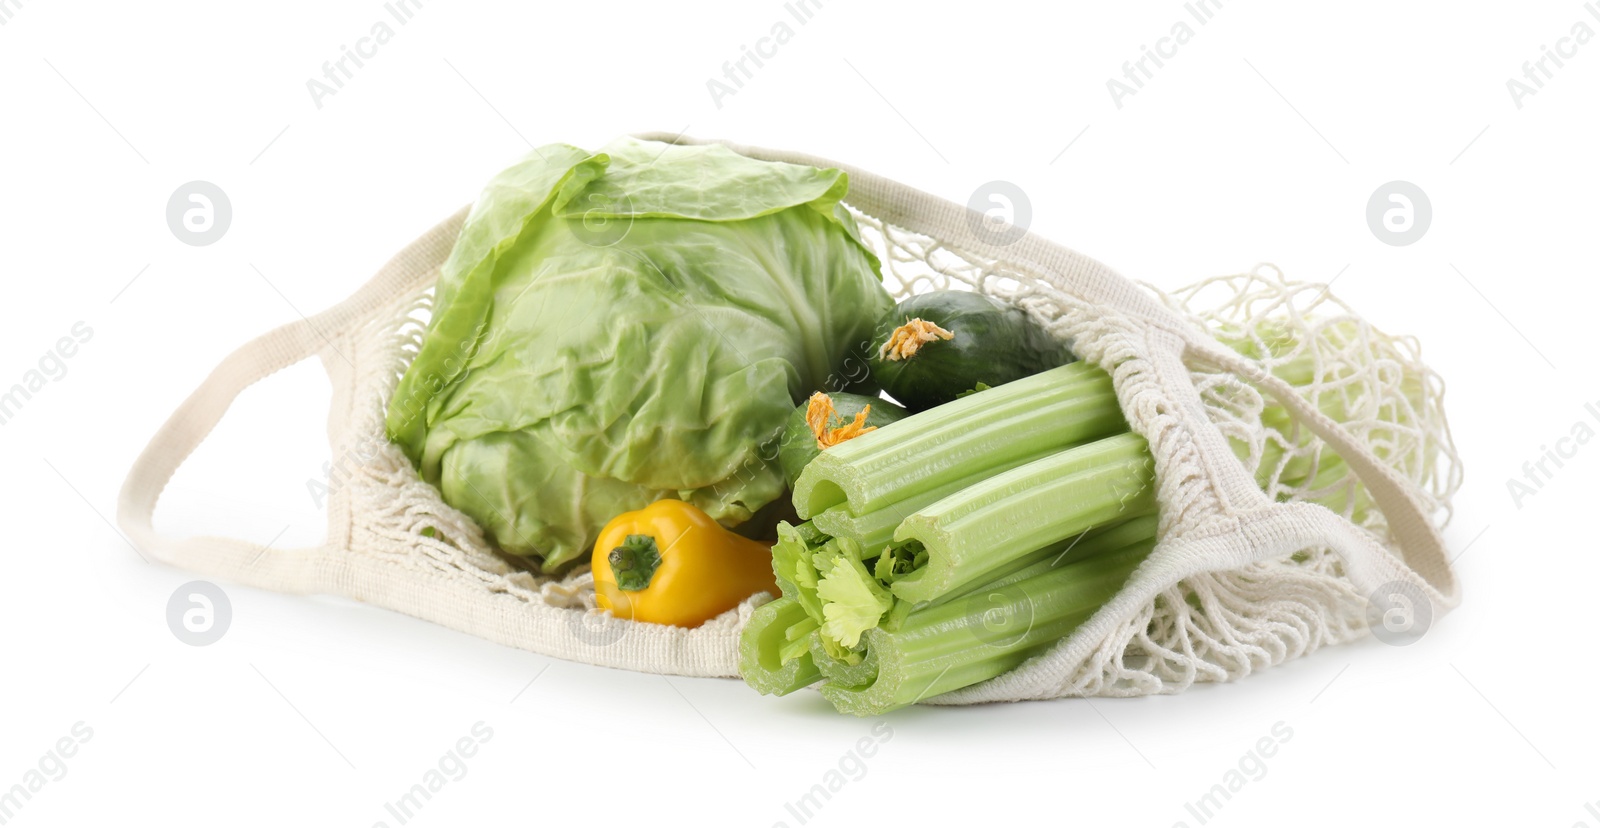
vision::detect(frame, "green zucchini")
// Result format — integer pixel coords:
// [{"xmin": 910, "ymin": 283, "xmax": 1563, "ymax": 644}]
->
[
  {"xmin": 868, "ymin": 290, "xmax": 1075, "ymax": 411},
  {"xmin": 778, "ymin": 392, "xmax": 908, "ymax": 487}
]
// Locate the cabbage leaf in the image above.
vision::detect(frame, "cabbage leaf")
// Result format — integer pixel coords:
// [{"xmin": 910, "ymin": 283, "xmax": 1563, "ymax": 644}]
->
[{"xmin": 387, "ymin": 138, "xmax": 890, "ymax": 569}]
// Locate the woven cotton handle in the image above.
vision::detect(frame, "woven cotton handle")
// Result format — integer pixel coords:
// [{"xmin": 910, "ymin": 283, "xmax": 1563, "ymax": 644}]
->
[
  {"xmin": 635, "ymin": 132, "xmax": 1459, "ymax": 610},
  {"xmin": 116, "ymin": 208, "xmax": 468, "ymax": 586}
]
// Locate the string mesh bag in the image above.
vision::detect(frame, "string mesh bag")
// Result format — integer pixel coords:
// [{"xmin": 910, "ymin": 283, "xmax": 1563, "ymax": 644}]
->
[{"xmin": 119, "ymin": 134, "xmax": 1461, "ymax": 704}]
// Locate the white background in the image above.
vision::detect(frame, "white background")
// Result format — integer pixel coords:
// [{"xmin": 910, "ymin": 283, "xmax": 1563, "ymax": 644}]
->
[{"xmin": 2, "ymin": 0, "xmax": 1596, "ymax": 825}]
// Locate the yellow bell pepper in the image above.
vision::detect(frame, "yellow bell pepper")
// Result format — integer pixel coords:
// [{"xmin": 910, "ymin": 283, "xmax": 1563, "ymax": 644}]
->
[{"xmin": 592, "ymin": 499, "xmax": 778, "ymax": 628}]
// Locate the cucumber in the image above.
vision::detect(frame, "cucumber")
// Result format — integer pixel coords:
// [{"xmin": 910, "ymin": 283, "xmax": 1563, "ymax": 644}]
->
[
  {"xmin": 868, "ymin": 291, "xmax": 1075, "ymax": 411},
  {"xmin": 778, "ymin": 392, "xmax": 908, "ymax": 487}
]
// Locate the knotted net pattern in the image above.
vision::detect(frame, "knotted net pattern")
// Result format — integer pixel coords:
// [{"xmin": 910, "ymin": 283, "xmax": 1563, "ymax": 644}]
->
[{"xmin": 329, "ymin": 208, "xmax": 1460, "ymax": 697}]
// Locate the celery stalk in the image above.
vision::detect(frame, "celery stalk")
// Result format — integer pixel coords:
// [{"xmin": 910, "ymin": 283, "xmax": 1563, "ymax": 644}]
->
[
  {"xmin": 874, "ymin": 514, "xmax": 1160, "ymax": 633},
  {"xmin": 822, "ymin": 514, "xmax": 1160, "ymax": 660},
  {"xmin": 819, "ymin": 537, "xmax": 1156, "ymax": 716},
  {"xmin": 738, "ymin": 595, "xmax": 823, "ymax": 696},
  {"xmin": 812, "ymin": 502, "xmax": 919, "ymax": 556},
  {"xmin": 812, "ymin": 438, "xmax": 1082, "ymax": 552},
  {"xmin": 793, "ymin": 363, "xmax": 1125, "ymax": 519},
  {"xmin": 886, "ymin": 433, "xmax": 1155, "ymax": 604}
]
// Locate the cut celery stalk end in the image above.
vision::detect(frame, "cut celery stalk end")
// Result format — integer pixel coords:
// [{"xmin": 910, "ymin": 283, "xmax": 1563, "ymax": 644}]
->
[
  {"xmin": 792, "ymin": 363, "xmax": 1123, "ymax": 519},
  {"xmin": 888, "ymin": 513, "xmax": 1160, "ymax": 625},
  {"xmin": 820, "ymin": 538, "xmax": 1155, "ymax": 716},
  {"xmin": 738, "ymin": 596, "xmax": 823, "ymax": 696},
  {"xmin": 888, "ymin": 433, "xmax": 1155, "ymax": 605},
  {"xmin": 777, "ymin": 615, "xmax": 822, "ymax": 664},
  {"xmin": 820, "ymin": 608, "xmax": 1101, "ymax": 715},
  {"xmin": 810, "ymin": 632, "xmax": 880, "ymax": 688}
]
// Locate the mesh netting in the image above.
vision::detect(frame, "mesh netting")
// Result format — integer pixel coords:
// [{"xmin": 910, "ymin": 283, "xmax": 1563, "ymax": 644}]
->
[
  {"xmin": 852, "ymin": 216, "xmax": 1459, "ymax": 698},
  {"xmin": 328, "ymin": 207, "xmax": 1459, "ymax": 697}
]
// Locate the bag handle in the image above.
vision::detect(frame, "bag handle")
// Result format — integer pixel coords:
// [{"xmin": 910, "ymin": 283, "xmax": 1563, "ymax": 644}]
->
[
  {"xmin": 117, "ymin": 208, "xmax": 468, "ymax": 590},
  {"xmin": 638, "ymin": 132, "xmax": 1458, "ymax": 606}
]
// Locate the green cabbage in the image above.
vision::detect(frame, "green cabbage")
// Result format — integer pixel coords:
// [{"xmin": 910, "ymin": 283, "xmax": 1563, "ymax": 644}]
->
[{"xmin": 386, "ymin": 137, "xmax": 891, "ymax": 570}]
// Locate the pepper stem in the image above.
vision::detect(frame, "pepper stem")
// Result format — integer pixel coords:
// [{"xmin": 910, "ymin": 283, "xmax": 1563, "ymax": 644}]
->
[
  {"xmin": 877, "ymin": 318, "xmax": 954, "ymax": 361},
  {"xmin": 609, "ymin": 534, "xmax": 662, "ymax": 592}
]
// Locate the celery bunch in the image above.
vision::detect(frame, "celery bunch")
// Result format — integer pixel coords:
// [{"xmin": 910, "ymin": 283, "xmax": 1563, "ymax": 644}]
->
[{"xmin": 740, "ymin": 352, "xmax": 1377, "ymax": 715}]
